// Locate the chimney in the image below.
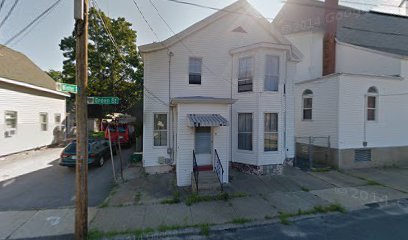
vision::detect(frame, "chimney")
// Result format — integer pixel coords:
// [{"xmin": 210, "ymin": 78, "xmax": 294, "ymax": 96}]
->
[{"xmin": 323, "ymin": 0, "xmax": 339, "ymax": 76}]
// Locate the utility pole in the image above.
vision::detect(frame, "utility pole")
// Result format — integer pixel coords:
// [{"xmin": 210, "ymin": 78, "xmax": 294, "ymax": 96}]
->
[{"xmin": 74, "ymin": 0, "xmax": 88, "ymax": 239}]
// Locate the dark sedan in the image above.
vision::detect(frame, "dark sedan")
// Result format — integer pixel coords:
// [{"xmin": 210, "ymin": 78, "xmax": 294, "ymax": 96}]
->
[{"xmin": 59, "ymin": 139, "xmax": 115, "ymax": 167}]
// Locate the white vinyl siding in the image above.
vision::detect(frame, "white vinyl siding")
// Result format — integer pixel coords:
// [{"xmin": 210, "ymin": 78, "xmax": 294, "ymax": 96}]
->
[
  {"xmin": 40, "ymin": 113, "xmax": 48, "ymax": 131},
  {"xmin": 264, "ymin": 113, "xmax": 278, "ymax": 151},
  {"xmin": 153, "ymin": 113, "xmax": 167, "ymax": 146},
  {"xmin": 264, "ymin": 55, "xmax": 279, "ymax": 91},
  {"xmin": 238, "ymin": 113, "xmax": 252, "ymax": 151},
  {"xmin": 189, "ymin": 57, "xmax": 202, "ymax": 85},
  {"xmin": 238, "ymin": 57, "xmax": 253, "ymax": 92}
]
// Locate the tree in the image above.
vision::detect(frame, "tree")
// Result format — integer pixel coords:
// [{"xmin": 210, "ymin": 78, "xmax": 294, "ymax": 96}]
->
[
  {"xmin": 46, "ymin": 69, "xmax": 63, "ymax": 82},
  {"xmin": 59, "ymin": 7, "xmax": 143, "ymax": 114}
]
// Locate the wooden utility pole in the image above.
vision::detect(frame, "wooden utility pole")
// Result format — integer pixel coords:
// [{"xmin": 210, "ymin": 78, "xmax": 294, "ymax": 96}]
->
[{"xmin": 74, "ymin": 0, "xmax": 89, "ymax": 239}]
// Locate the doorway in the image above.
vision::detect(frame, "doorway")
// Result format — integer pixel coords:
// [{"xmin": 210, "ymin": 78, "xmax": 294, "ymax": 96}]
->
[{"xmin": 194, "ymin": 127, "xmax": 212, "ymax": 167}]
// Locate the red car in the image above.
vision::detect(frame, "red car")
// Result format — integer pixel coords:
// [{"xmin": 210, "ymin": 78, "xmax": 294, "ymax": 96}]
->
[{"xmin": 104, "ymin": 124, "xmax": 134, "ymax": 147}]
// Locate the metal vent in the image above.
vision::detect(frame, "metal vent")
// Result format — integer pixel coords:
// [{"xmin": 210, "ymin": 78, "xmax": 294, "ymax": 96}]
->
[{"xmin": 355, "ymin": 149, "xmax": 372, "ymax": 162}]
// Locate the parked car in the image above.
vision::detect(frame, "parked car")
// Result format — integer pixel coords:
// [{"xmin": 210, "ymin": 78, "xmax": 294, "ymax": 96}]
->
[
  {"xmin": 104, "ymin": 124, "xmax": 135, "ymax": 148},
  {"xmin": 59, "ymin": 139, "xmax": 116, "ymax": 167}
]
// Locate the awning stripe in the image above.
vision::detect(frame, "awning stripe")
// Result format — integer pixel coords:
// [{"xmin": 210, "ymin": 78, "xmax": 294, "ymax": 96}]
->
[{"xmin": 187, "ymin": 114, "xmax": 228, "ymax": 127}]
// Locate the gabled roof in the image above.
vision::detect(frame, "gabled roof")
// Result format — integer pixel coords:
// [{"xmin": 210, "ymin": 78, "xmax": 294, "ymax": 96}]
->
[
  {"xmin": 274, "ymin": 0, "xmax": 408, "ymax": 57},
  {"xmin": 0, "ymin": 45, "xmax": 58, "ymax": 91},
  {"xmin": 139, "ymin": 0, "xmax": 302, "ymax": 61}
]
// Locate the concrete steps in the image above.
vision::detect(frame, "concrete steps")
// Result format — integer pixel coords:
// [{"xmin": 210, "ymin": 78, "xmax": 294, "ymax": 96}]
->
[{"xmin": 192, "ymin": 171, "xmax": 221, "ymax": 193}]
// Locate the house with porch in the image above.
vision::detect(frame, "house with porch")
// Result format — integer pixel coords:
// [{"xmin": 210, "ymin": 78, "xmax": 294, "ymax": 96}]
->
[
  {"xmin": 140, "ymin": 0, "xmax": 302, "ymax": 187},
  {"xmin": 274, "ymin": 0, "xmax": 408, "ymax": 169}
]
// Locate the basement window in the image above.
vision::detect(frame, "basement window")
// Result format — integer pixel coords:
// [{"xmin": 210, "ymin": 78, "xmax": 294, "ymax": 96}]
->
[{"xmin": 354, "ymin": 149, "xmax": 372, "ymax": 162}]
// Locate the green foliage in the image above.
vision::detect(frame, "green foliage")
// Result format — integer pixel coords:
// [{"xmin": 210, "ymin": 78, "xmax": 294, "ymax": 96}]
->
[
  {"xmin": 161, "ymin": 191, "xmax": 181, "ymax": 205},
  {"xmin": 230, "ymin": 218, "xmax": 251, "ymax": 224},
  {"xmin": 300, "ymin": 186, "xmax": 310, "ymax": 192},
  {"xmin": 46, "ymin": 69, "xmax": 63, "ymax": 82},
  {"xmin": 59, "ymin": 7, "xmax": 143, "ymax": 114},
  {"xmin": 278, "ymin": 204, "xmax": 346, "ymax": 225},
  {"xmin": 199, "ymin": 224, "xmax": 210, "ymax": 236},
  {"xmin": 185, "ymin": 192, "xmax": 247, "ymax": 206}
]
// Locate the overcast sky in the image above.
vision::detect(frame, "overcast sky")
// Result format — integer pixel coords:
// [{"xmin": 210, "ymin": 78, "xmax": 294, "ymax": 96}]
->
[{"xmin": 0, "ymin": 0, "xmax": 392, "ymax": 71}]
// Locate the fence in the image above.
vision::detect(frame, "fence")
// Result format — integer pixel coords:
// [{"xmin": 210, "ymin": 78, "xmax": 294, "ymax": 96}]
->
[{"xmin": 295, "ymin": 136, "xmax": 331, "ymax": 170}]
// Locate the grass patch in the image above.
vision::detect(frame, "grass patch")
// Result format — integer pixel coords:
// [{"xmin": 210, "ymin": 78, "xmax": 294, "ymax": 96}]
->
[
  {"xmin": 98, "ymin": 183, "xmax": 119, "ymax": 208},
  {"xmin": 199, "ymin": 224, "xmax": 210, "ymax": 236},
  {"xmin": 366, "ymin": 180, "xmax": 383, "ymax": 186},
  {"xmin": 230, "ymin": 218, "xmax": 251, "ymax": 225},
  {"xmin": 161, "ymin": 191, "xmax": 181, "ymax": 205},
  {"xmin": 300, "ymin": 186, "xmax": 310, "ymax": 192},
  {"xmin": 311, "ymin": 167, "xmax": 332, "ymax": 173},
  {"xmin": 185, "ymin": 192, "xmax": 247, "ymax": 206},
  {"xmin": 88, "ymin": 228, "xmax": 154, "ymax": 240},
  {"xmin": 278, "ymin": 204, "xmax": 346, "ymax": 225},
  {"xmin": 134, "ymin": 192, "xmax": 142, "ymax": 204},
  {"xmin": 98, "ymin": 201, "xmax": 109, "ymax": 209},
  {"xmin": 264, "ymin": 215, "xmax": 273, "ymax": 220}
]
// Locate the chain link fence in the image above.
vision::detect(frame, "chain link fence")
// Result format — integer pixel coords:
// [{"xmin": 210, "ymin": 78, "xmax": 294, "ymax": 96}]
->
[{"xmin": 295, "ymin": 136, "xmax": 331, "ymax": 170}]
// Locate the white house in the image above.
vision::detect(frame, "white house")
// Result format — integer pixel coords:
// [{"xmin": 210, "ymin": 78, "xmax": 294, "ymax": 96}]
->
[
  {"xmin": 0, "ymin": 45, "xmax": 68, "ymax": 156},
  {"xmin": 140, "ymin": 0, "xmax": 302, "ymax": 187},
  {"xmin": 274, "ymin": 0, "xmax": 408, "ymax": 169}
]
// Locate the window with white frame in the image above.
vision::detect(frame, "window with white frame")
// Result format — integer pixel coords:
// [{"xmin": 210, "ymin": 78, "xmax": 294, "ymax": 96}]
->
[
  {"xmin": 40, "ymin": 113, "xmax": 48, "ymax": 131},
  {"xmin": 238, "ymin": 56, "xmax": 253, "ymax": 92},
  {"xmin": 189, "ymin": 57, "xmax": 202, "ymax": 85},
  {"xmin": 264, "ymin": 55, "xmax": 280, "ymax": 91},
  {"xmin": 264, "ymin": 113, "xmax": 278, "ymax": 151},
  {"xmin": 153, "ymin": 113, "xmax": 167, "ymax": 146},
  {"xmin": 55, "ymin": 113, "xmax": 62, "ymax": 130},
  {"xmin": 238, "ymin": 113, "xmax": 252, "ymax": 150},
  {"xmin": 302, "ymin": 89, "xmax": 313, "ymax": 120},
  {"xmin": 367, "ymin": 86, "xmax": 378, "ymax": 121},
  {"xmin": 5, "ymin": 111, "xmax": 17, "ymax": 137}
]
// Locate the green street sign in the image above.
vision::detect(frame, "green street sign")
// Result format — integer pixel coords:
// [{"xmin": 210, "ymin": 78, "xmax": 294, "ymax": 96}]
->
[
  {"xmin": 87, "ymin": 97, "xmax": 120, "ymax": 105},
  {"xmin": 56, "ymin": 83, "xmax": 78, "ymax": 94}
]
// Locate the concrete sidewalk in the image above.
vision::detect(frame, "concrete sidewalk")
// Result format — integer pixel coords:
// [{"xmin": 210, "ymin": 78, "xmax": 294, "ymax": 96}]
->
[{"xmin": 2, "ymin": 166, "xmax": 408, "ymax": 239}]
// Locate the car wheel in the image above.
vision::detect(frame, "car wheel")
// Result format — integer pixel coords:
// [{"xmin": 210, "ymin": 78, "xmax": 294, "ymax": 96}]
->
[{"xmin": 98, "ymin": 156, "xmax": 105, "ymax": 167}]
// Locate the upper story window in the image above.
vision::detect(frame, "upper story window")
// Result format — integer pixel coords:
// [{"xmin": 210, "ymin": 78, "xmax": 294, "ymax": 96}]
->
[
  {"xmin": 153, "ymin": 113, "xmax": 167, "ymax": 146},
  {"xmin": 238, "ymin": 56, "xmax": 253, "ymax": 92},
  {"xmin": 367, "ymin": 86, "xmax": 378, "ymax": 121},
  {"xmin": 303, "ymin": 89, "xmax": 313, "ymax": 120},
  {"xmin": 265, "ymin": 55, "xmax": 280, "ymax": 91},
  {"xmin": 189, "ymin": 57, "xmax": 202, "ymax": 85},
  {"xmin": 5, "ymin": 111, "xmax": 17, "ymax": 137},
  {"xmin": 40, "ymin": 113, "xmax": 48, "ymax": 131}
]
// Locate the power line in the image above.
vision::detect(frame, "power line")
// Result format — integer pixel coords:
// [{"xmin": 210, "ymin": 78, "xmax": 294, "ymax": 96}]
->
[
  {"xmin": 1, "ymin": 0, "xmax": 62, "ymax": 47},
  {"xmin": 166, "ymin": 0, "xmax": 274, "ymax": 20},
  {"xmin": 0, "ymin": 0, "xmax": 6, "ymax": 16},
  {"xmin": 131, "ymin": 0, "xmax": 162, "ymax": 43},
  {"xmin": 91, "ymin": 0, "xmax": 169, "ymax": 107},
  {"xmin": 0, "ymin": 0, "xmax": 19, "ymax": 30}
]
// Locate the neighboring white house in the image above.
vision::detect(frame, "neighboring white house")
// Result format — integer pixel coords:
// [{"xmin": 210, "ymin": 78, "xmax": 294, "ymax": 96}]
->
[
  {"xmin": 140, "ymin": 0, "xmax": 302, "ymax": 187},
  {"xmin": 0, "ymin": 45, "xmax": 68, "ymax": 156},
  {"xmin": 274, "ymin": 0, "xmax": 408, "ymax": 169}
]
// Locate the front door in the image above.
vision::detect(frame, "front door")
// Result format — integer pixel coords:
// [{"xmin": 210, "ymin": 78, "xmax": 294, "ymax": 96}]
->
[{"xmin": 194, "ymin": 127, "xmax": 212, "ymax": 166}]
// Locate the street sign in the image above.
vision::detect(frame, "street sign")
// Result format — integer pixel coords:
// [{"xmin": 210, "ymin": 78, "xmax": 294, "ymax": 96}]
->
[
  {"xmin": 87, "ymin": 97, "xmax": 120, "ymax": 105},
  {"xmin": 57, "ymin": 83, "xmax": 78, "ymax": 94}
]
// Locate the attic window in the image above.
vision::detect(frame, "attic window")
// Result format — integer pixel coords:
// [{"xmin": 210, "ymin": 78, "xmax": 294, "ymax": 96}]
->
[{"xmin": 232, "ymin": 26, "xmax": 247, "ymax": 33}]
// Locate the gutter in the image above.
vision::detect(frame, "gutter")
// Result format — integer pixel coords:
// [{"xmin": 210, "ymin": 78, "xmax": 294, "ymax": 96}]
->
[{"xmin": 0, "ymin": 77, "xmax": 70, "ymax": 97}]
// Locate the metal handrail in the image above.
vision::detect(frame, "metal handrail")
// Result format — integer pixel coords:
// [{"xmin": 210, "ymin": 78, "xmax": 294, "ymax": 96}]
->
[
  {"xmin": 193, "ymin": 150, "xmax": 199, "ymax": 192},
  {"xmin": 214, "ymin": 149, "xmax": 224, "ymax": 191}
]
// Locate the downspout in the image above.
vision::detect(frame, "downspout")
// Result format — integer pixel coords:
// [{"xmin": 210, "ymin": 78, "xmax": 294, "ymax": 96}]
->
[
  {"xmin": 168, "ymin": 51, "xmax": 174, "ymax": 162},
  {"xmin": 230, "ymin": 55, "xmax": 234, "ymax": 165}
]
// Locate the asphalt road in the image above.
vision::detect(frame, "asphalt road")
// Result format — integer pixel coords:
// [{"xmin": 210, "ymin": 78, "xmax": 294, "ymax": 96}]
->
[
  {"xmin": 0, "ymin": 145, "xmax": 134, "ymax": 211},
  {"xmin": 173, "ymin": 201, "xmax": 408, "ymax": 240}
]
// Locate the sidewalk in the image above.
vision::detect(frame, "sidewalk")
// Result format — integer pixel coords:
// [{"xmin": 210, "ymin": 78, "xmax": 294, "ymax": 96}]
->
[{"xmin": 2, "ymin": 165, "xmax": 408, "ymax": 239}]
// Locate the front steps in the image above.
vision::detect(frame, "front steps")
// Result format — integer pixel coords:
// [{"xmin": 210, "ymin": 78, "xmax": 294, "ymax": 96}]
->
[{"xmin": 192, "ymin": 171, "xmax": 221, "ymax": 194}]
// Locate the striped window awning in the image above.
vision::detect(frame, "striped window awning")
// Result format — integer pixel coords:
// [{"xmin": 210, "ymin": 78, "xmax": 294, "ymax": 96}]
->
[{"xmin": 187, "ymin": 114, "xmax": 229, "ymax": 127}]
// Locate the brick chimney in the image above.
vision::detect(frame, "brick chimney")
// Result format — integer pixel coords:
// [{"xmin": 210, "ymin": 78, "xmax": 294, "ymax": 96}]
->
[{"xmin": 323, "ymin": 0, "xmax": 339, "ymax": 76}]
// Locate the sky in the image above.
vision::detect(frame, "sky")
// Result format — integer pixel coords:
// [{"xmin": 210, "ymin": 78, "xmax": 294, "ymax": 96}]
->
[{"xmin": 0, "ymin": 0, "xmax": 394, "ymax": 72}]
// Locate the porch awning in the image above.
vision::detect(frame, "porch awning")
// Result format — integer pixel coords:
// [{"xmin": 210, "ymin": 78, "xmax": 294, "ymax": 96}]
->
[{"xmin": 187, "ymin": 114, "xmax": 228, "ymax": 127}]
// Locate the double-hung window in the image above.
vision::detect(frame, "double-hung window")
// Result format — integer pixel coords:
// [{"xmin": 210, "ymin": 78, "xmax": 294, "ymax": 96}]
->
[
  {"xmin": 189, "ymin": 57, "xmax": 202, "ymax": 85},
  {"xmin": 238, "ymin": 56, "xmax": 253, "ymax": 92},
  {"xmin": 153, "ymin": 113, "xmax": 167, "ymax": 146},
  {"xmin": 264, "ymin": 113, "xmax": 278, "ymax": 151},
  {"xmin": 367, "ymin": 87, "xmax": 378, "ymax": 121},
  {"xmin": 5, "ymin": 111, "xmax": 17, "ymax": 137},
  {"xmin": 265, "ymin": 55, "xmax": 280, "ymax": 91},
  {"xmin": 302, "ymin": 90, "xmax": 313, "ymax": 120},
  {"xmin": 238, "ymin": 113, "xmax": 252, "ymax": 150},
  {"xmin": 40, "ymin": 113, "xmax": 48, "ymax": 131}
]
